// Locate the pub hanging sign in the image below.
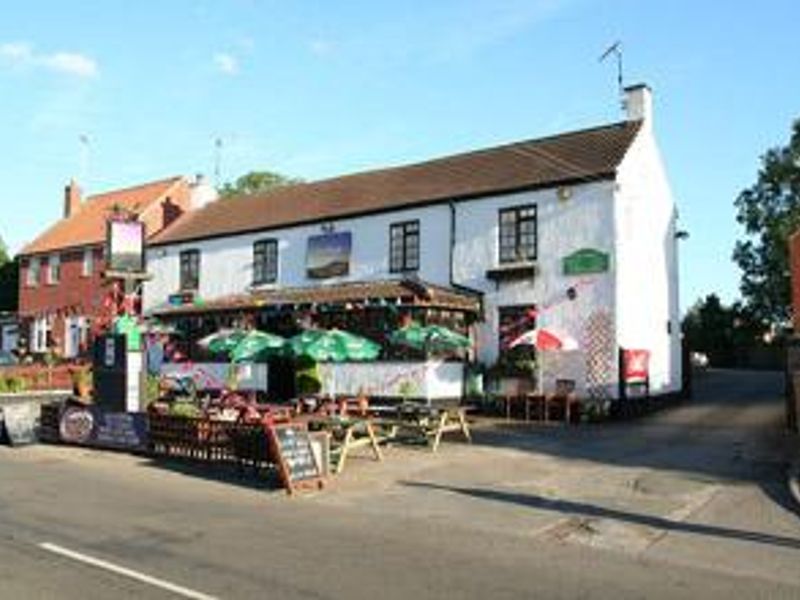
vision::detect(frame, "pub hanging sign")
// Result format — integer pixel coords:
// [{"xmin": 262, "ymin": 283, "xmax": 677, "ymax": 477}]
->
[{"xmin": 563, "ymin": 248, "xmax": 610, "ymax": 276}]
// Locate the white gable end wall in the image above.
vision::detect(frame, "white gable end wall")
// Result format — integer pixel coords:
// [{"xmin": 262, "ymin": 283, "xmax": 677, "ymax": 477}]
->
[{"xmin": 614, "ymin": 119, "xmax": 681, "ymax": 395}]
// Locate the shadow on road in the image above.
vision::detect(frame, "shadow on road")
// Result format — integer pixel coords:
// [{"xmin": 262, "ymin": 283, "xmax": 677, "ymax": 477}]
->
[
  {"xmin": 470, "ymin": 369, "xmax": 799, "ymax": 516},
  {"xmin": 402, "ymin": 480, "xmax": 800, "ymax": 549}
]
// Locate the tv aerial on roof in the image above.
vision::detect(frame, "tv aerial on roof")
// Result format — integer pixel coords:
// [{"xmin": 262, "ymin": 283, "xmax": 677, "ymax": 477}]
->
[{"xmin": 599, "ymin": 41, "xmax": 624, "ymax": 106}]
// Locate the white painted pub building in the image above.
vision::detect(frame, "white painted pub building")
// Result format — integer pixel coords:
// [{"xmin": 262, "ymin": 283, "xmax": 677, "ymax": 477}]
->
[{"xmin": 143, "ymin": 84, "xmax": 681, "ymax": 404}]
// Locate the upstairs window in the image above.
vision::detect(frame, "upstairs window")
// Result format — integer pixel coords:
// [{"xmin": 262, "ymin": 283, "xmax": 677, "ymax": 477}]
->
[
  {"xmin": 179, "ymin": 249, "xmax": 200, "ymax": 291},
  {"xmin": 47, "ymin": 254, "xmax": 60, "ymax": 285},
  {"xmin": 26, "ymin": 258, "xmax": 40, "ymax": 287},
  {"xmin": 82, "ymin": 248, "xmax": 94, "ymax": 277},
  {"xmin": 253, "ymin": 239, "xmax": 278, "ymax": 285},
  {"xmin": 389, "ymin": 220, "xmax": 420, "ymax": 273},
  {"xmin": 499, "ymin": 205, "xmax": 537, "ymax": 263}
]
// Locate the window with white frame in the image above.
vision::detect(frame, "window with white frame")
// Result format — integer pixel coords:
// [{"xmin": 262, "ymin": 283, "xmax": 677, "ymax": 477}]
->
[
  {"xmin": 26, "ymin": 258, "xmax": 40, "ymax": 287},
  {"xmin": 47, "ymin": 254, "xmax": 61, "ymax": 284},
  {"xmin": 30, "ymin": 317, "xmax": 52, "ymax": 353},
  {"xmin": 253, "ymin": 239, "xmax": 278, "ymax": 285},
  {"xmin": 82, "ymin": 248, "xmax": 94, "ymax": 277}
]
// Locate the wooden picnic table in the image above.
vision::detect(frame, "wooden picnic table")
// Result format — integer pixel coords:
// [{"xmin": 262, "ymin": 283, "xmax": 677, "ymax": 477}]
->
[
  {"xmin": 303, "ymin": 415, "xmax": 386, "ymax": 474},
  {"xmin": 371, "ymin": 404, "xmax": 472, "ymax": 453}
]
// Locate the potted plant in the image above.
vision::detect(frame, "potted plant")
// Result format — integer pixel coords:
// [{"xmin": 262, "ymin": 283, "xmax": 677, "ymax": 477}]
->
[{"xmin": 71, "ymin": 367, "xmax": 92, "ymax": 401}]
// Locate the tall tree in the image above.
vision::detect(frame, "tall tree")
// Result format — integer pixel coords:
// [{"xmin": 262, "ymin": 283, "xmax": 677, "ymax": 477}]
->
[
  {"xmin": 682, "ymin": 294, "xmax": 763, "ymax": 367},
  {"xmin": 219, "ymin": 170, "xmax": 301, "ymax": 198},
  {"xmin": 0, "ymin": 236, "xmax": 18, "ymax": 312},
  {"xmin": 733, "ymin": 119, "xmax": 800, "ymax": 325}
]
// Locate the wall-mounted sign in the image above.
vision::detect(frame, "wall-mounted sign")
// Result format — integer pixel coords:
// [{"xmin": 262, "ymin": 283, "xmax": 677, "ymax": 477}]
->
[
  {"xmin": 563, "ymin": 248, "xmax": 610, "ymax": 276},
  {"xmin": 59, "ymin": 406, "xmax": 148, "ymax": 451},
  {"xmin": 306, "ymin": 232, "xmax": 351, "ymax": 279},
  {"xmin": 107, "ymin": 220, "xmax": 145, "ymax": 273}
]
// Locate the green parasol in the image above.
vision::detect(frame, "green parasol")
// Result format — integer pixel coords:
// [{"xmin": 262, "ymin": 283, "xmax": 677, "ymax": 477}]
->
[
  {"xmin": 229, "ymin": 330, "xmax": 287, "ymax": 363},
  {"xmin": 389, "ymin": 323, "xmax": 471, "ymax": 354},
  {"xmin": 287, "ymin": 328, "xmax": 381, "ymax": 362}
]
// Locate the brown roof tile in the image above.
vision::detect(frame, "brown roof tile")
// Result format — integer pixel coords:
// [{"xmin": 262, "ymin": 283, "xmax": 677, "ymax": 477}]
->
[
  {"xmin": 152, "ymin": 279, "xmax": 481, "ymax": 316},
  {"xmin": 153, "ymin": 120, "xmax": 641, "ymax": 246},
  {"xmin": 22, "ymin": 176, "xmax": 186, "ymax": 256}
]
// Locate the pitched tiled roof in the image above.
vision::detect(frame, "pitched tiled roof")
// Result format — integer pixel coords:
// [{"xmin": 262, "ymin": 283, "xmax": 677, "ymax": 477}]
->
[
  {"xmin": 153, "ymin": 120, "xmax": 641, "ymax": 246},
  {"xmin": 22, "ymin": 176, "xmax": 185, "ymax": 256},
  {"xmin": 151, "ymin": 279, "xmax": 481, "ymax": 317}
]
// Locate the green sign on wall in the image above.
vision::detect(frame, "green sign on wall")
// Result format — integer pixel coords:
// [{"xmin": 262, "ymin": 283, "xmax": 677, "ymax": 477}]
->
[{"xmin": 563, "ymin": 248, "xmax": 610, "ymax": 276}]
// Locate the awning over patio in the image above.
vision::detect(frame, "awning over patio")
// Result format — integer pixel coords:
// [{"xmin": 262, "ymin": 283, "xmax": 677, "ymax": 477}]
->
[{"xmin": 151, "ymin": 278, "xmax": 482, "ymax": 317}]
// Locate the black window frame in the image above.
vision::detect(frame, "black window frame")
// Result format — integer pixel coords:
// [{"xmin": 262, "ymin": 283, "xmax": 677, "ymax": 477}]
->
[
  {"xmin": 389, "ymin": 220, "xmax": 420, "ymax": 273},
  {"xmin": 498, "ymin": 205, "xmax": 537, "ymax": 264},
  {"xmin": 179, "ymin": 249, "xmax": 200, "ymax": 291},
  {"xmin": 253, "ymin": 238, "xmax": 279, "ymax": 285}
]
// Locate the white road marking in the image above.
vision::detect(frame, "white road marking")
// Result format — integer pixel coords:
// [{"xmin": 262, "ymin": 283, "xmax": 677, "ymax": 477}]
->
[{"xmin": 38, "ymin": 542, "xmax": 219, "ymax": 600}]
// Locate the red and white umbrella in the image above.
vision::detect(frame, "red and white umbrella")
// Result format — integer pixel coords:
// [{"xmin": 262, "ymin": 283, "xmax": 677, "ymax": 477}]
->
[{"xmin": 508, "ymin": 328, "xmax": 578, "ymax": 351}]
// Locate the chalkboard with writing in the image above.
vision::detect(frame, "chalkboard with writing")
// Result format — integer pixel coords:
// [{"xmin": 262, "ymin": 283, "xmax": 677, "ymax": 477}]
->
[{"xmin": 268, "ymin": 423, "xmax": 324, "ymax": 494}]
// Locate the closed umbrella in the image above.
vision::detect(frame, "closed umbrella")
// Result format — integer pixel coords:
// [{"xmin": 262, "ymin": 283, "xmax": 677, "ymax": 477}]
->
[
  {"xmin": 229, "ymin": 330, "xmax": 286, "ymax": 363},
  {"xmin": 287, "ymin": 328, "xmax": 381, "ymax": 362}
]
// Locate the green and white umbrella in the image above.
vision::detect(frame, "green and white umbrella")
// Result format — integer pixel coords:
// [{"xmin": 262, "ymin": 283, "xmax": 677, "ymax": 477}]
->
[
  {"xmin": 230, "ymin": 330, "xmax": 287, "ymax": 363},
  {"xmin": 390, "ymin": 323, "xmax": 471, "ymax": 355},
  {"xmin": 197, "ymin": 328, "xmax": 247, "ymax": 355},
  {"xmin": 287, "ymin": 328, "xmax": 381, "ymax": 362}
]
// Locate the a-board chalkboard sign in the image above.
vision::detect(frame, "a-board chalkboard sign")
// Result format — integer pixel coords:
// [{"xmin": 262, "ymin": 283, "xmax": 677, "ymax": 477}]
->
[
  {"xmin": 268, "ymin": 423, "xmax": 325, "ymax": 494},
  {"xmin": 2, "ymin": 402, "xmax": 39, "ymax": 446}
]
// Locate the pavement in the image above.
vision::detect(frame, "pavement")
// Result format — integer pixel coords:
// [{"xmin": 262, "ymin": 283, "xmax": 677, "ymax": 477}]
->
[{"xmin": 0, "ymin": 369, "xmax": 798, "ymax": 599}]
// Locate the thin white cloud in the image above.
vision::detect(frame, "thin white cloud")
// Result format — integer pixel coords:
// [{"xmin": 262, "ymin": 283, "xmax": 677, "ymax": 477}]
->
[
  {"xmin": 309, "ymin": 38, "xmax": 335, "ymax": 58},
  {"xmin": 0, "ymin": 41, "xmax": 98, "ymax": 78},
  {"xmin": 213, "ymin": 52, "xmax": 239, "ymax": 75}
]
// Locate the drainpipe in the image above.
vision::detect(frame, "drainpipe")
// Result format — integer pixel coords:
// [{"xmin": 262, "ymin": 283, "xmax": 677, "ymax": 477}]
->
[{"xmin": 448, "ymin": 201, "xmax": 484, "ymax": 312}]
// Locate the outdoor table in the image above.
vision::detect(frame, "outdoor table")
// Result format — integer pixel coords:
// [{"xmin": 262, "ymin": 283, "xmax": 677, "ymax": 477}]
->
[
  {"xmin": 372, "ymin": 404, "xmax": 472, "ymax": 452},
  {"xmin": 304, "ymin": 415, "xmax": 385, "ymax": 474}
]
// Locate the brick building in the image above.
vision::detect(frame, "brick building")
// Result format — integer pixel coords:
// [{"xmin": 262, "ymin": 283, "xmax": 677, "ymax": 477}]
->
[{"xmin": 18, "ymin": 175, "xmax": 215, "ymax": 358}]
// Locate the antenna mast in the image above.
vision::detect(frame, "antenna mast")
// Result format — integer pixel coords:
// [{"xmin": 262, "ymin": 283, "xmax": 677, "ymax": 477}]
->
[
  {"xmin": 214, "ymin": 137, "xmax": 223, "ymax": 186},
  {"xmin": 599, "ymin": 41, "xmax": 624, "ymax": 106},
  {"xmin": 79, "ymin": 133, "xmax": 90, "ymax": 184}
]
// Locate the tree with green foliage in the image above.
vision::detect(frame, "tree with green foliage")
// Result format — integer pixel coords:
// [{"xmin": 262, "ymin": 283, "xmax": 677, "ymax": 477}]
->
[
  {"xmin": 0, "ymin": 236, "xmax": 18, "ymax": 312},
  {"xmin": 682, "ymin": 294, "xmax": 764, "ymax": 367},
  {"xmin": 733, "ymin": 119, "xmax": 800, "ymax": 325},
  {"xmin": 219, "ymin": 170, "xmax": 302, "ymax": 198}
]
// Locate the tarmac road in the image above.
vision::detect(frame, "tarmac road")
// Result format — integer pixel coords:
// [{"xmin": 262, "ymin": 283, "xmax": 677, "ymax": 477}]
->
[{"xmin": 0, "ymin": 369, "xmax": 798, "ymax": 599}]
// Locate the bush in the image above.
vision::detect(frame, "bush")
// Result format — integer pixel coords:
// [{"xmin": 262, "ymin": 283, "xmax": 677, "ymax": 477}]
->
[
  {"xmin": 295, "ymin": 357, "xmax": 322, "ymax": 395},
  {"xmin": 0, "ymin": 376, "xmax": 27, "ymax": 394}
]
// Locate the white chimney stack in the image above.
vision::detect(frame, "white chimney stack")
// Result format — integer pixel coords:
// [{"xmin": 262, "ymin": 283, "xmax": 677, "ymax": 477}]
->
[
  {"xmin": 189, "ymin": 173, "xmax": 218, "ymax": 210},
  {"xmin": 624, "ymin": 83, "xmax": 653, "ymax": 126}
]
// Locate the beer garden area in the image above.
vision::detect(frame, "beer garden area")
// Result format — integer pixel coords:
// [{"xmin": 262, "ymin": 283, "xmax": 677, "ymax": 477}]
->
[{"xmin": 0, "ymin": 212, "xmax": 653, "ymax": 495}]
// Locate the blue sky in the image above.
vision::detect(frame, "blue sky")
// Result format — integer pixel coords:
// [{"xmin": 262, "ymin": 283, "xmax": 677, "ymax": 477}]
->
[{"xmin": 1, "ymin": 0, "xmax": 798, "ymax": 312}]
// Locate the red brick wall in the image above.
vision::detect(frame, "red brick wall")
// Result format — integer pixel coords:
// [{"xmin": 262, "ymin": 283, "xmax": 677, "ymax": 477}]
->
[
  {"xmin": 18, "ymin": 247, "xmax": 108, "ymax": 355},
  {"xmin": 791, "ymin": 232, "xmax": 800, "ymax": 332}
]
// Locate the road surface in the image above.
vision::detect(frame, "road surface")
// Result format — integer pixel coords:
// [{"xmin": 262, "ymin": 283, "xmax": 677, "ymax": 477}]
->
[{"xmin": 1, "ymin": 369, "xmax": 798, "ymax": 599}]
